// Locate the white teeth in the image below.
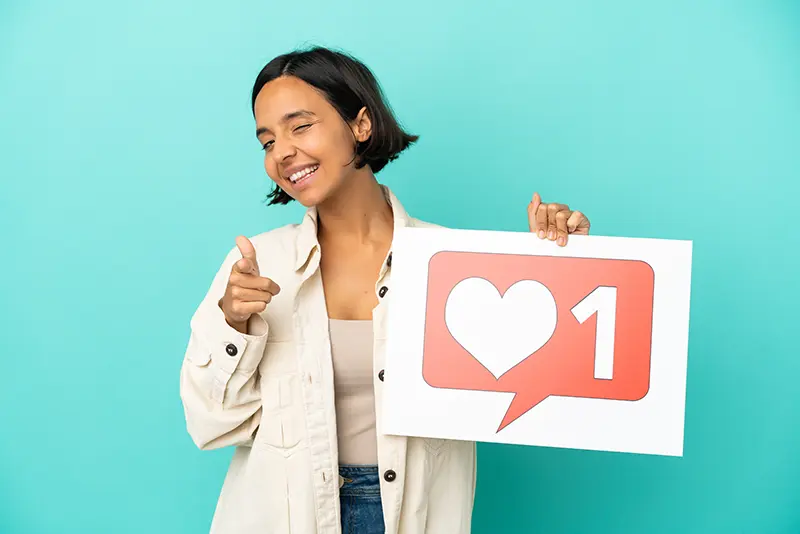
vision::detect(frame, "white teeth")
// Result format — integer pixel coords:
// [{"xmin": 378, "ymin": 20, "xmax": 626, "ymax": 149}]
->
[{"xmin": 289, "ymin": 165, "xmax": 319, "ymax": 183}]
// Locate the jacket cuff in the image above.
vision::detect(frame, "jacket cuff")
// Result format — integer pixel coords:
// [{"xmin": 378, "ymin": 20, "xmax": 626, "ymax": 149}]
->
[{"xmin": 190, "ymin": 301, "xmax": 269, "ymax": 384}]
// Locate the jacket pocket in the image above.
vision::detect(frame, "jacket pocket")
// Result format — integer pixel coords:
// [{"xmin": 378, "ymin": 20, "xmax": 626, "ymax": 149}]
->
[
  {"xmin": 184, "ymin": 334, "xmax": 212, "ymax": 367},
  {"xmin": 422, "ymin": 436, "xmax": 451, "ymax": 456},
  {"xmin": 255, "ymin": 342, "xmax": 305, "ymax": 454}
]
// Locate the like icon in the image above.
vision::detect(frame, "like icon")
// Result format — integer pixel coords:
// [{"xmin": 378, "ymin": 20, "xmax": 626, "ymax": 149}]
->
[{"xmin": 423, "ymin": 251, "xmax": 654, "ymax": 432}]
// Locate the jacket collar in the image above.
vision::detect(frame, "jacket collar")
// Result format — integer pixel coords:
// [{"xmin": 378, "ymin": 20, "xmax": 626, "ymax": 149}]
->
[{"xmin": 294, "ymin": 184, "xmax": 410, "ymax": 272}]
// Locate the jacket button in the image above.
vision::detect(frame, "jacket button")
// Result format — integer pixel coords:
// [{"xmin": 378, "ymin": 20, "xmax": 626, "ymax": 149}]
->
[
  {"xmin": 378, "ymin": 286, "xmax": 388, "ymax": 298},
  {"xmin": 378, "ymin": 369, "xmax": 384, "ymax": 381},
  {"xmin": 387, "ymin": 253, "xmax": 392, "ymax": 267},
  {"xmin": 383, "ymin": 469, "xmax": 396, "ymax": 482},
  {"xmin": 225, "ymin": 343, "xmax": 238, "ymax": 356}
]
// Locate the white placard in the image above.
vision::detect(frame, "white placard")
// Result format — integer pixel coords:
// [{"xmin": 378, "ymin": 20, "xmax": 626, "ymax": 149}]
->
[{"xmin": 382, "ymin": 227, "xmax": 692, "ymax": 457}]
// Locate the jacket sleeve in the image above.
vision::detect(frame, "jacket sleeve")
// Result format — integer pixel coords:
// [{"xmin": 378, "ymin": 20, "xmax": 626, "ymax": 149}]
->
[{"xmin": 179, "ymin": 247, "xmax": 269, "ymax": 450}]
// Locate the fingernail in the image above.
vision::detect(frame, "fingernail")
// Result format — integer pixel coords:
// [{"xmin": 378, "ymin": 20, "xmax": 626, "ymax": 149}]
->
[
  {"xmin": 538, "ymin": 230, "xmax": 545, "ymax": 239},
  {"xmin": 557, "ymin": 237, "xmax": 565, "ymax": 246},
  {"xmin": 548, "ymin": 230, "xmax": 555, "ymax": 240}
]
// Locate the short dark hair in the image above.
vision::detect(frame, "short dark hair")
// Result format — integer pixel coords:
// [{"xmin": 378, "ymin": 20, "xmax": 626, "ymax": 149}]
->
[{"xmin": 250, "ymin": 46, "xmax": 419, "ymax": 205}]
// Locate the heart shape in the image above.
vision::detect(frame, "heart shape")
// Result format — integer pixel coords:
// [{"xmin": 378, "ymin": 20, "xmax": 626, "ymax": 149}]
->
[{"xmin": 445, "ymin": 277, "xmax": 558, "ymax": 379}]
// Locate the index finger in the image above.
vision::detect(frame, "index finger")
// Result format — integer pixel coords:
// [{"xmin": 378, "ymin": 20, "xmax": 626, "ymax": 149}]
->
[
  {"xmin": 535, "ymin": 203, "xmax": 548, "ymax": 238},
  {"xmin": 231, "ymin": 272, "xmax": 281, "ymax": 295},
  {"xmin": 261, "ymin": 277, "xmax": 281, "ymax": 296}
]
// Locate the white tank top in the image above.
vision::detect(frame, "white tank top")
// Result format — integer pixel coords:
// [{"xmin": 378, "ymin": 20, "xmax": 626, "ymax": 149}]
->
[{"xmin": 328, "ymin": 319, "xmax": 377, "ymax": 465}]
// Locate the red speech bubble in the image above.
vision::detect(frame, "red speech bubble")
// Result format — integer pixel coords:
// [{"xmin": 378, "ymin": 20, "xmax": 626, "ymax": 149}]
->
[{"xmin": 421, "ymin": 251, "xmax": 655, "ymax": 432}]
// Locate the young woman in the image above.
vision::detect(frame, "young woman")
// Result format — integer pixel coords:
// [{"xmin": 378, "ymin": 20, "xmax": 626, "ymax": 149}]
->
[{"xmin": 179, "ymin": 46, "xmax": 591, "ymax": 534}]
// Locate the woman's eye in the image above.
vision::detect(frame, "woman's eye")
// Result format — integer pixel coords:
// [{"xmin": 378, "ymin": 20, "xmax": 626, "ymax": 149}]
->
[
  {"xmin": 294, "ymin": 124, "xmax": 311, "ymax": 133},
  {"xmin": 262, "ymin": 140, "xmax": 274, "ymax": 151}
]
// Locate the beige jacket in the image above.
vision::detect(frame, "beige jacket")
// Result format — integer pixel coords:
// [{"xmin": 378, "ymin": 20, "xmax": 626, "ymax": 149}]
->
[{"xmin": 179, "ymin": 185, "xmax": 477, "ymax": 534}]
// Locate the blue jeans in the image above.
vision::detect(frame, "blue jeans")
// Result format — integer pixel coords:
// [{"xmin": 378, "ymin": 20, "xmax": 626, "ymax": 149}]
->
[{"xmin": 339, "ymin": 465, "xmax": 385, "ymax": 534}]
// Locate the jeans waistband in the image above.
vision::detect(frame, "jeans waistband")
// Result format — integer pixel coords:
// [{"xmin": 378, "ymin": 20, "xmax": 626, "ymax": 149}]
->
[{"xmin": 338, "ymin": 464, "xmax": 380, "ymax": 497}]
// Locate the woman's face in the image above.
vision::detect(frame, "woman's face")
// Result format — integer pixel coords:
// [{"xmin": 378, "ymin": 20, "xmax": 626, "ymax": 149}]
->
[{"xmin": 253, "ymin": 75, "xmax": 371, "ymax": 207}]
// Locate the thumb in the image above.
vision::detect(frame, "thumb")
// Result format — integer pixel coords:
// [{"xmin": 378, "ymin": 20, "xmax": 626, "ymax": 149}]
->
[
  {"xmin": 531, "ymin": 192, "xmax": 542, "ymax": 212},
  {"xmin": 235, "ymin": 236, "xmax": 259, "ymax": 273},
  {"xmin": 528, "ymin": 192, "xmax": 542, "ymax": 232}
]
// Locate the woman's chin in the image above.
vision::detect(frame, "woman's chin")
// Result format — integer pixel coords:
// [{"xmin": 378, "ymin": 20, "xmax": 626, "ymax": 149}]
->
[
  {"xmin": 279, "ymin": 175, "xmax": 338, "ymax": 208},
  {"xmin": 284, "ymin": 173, "xmax": 328, "ymax": 207},
  {"xmin": 291, "ymin": 187, "xmax": 325, "ymax": 208},
  {"xmin": 295, "ymin": 197, "xmax": 317, "ymax": 208}
]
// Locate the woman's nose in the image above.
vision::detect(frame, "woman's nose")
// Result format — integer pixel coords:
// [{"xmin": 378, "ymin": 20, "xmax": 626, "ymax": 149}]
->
[{"xmin": 271, "ymin": 138, "xmax": 297, "ymax": 162}]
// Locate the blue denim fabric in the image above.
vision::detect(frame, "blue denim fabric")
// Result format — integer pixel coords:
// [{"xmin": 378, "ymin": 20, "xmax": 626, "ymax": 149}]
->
[{"xmin": 339, "ymin": 465, "xmax": 385, "ymax": 534}]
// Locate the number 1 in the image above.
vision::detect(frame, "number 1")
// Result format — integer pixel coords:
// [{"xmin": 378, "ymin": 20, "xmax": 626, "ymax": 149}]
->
[{"xmin": 570, "ymin": 286, "xmax": 618, "ymax": 380}]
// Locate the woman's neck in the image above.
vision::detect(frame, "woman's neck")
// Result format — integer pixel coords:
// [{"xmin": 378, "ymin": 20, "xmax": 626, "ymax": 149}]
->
[{"xmin": 316, "ymin": 170, "xmax": 394, "ymax": 246}]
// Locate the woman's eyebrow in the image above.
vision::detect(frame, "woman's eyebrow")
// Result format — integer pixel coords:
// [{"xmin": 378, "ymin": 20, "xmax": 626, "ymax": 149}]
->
[{"xmin": 256, "ymin": 109, "xmax": 316, "ymax": 136}]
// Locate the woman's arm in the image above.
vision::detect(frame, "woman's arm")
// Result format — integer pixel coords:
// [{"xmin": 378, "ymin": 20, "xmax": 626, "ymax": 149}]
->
[{"xmin": 179, "ymin": 242, "xmax": 275, "ymax": 450}]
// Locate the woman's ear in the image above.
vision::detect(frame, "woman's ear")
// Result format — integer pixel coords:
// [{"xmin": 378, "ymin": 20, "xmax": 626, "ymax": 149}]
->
[{"xmin": 351, "ymin": 106, "xmax": 373, "ymax": 143}]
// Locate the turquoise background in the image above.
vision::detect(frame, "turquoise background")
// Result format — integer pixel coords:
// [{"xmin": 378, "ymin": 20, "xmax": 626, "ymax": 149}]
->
[{"xmin": 1, "ymin": 0, "xmax": 798, "ymax": 532}]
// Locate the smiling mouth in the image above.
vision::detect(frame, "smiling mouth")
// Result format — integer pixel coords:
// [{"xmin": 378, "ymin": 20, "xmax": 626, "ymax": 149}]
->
[{"xmin": 288, "ymin": 164, "xmax": 319, "ymax": 185}]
